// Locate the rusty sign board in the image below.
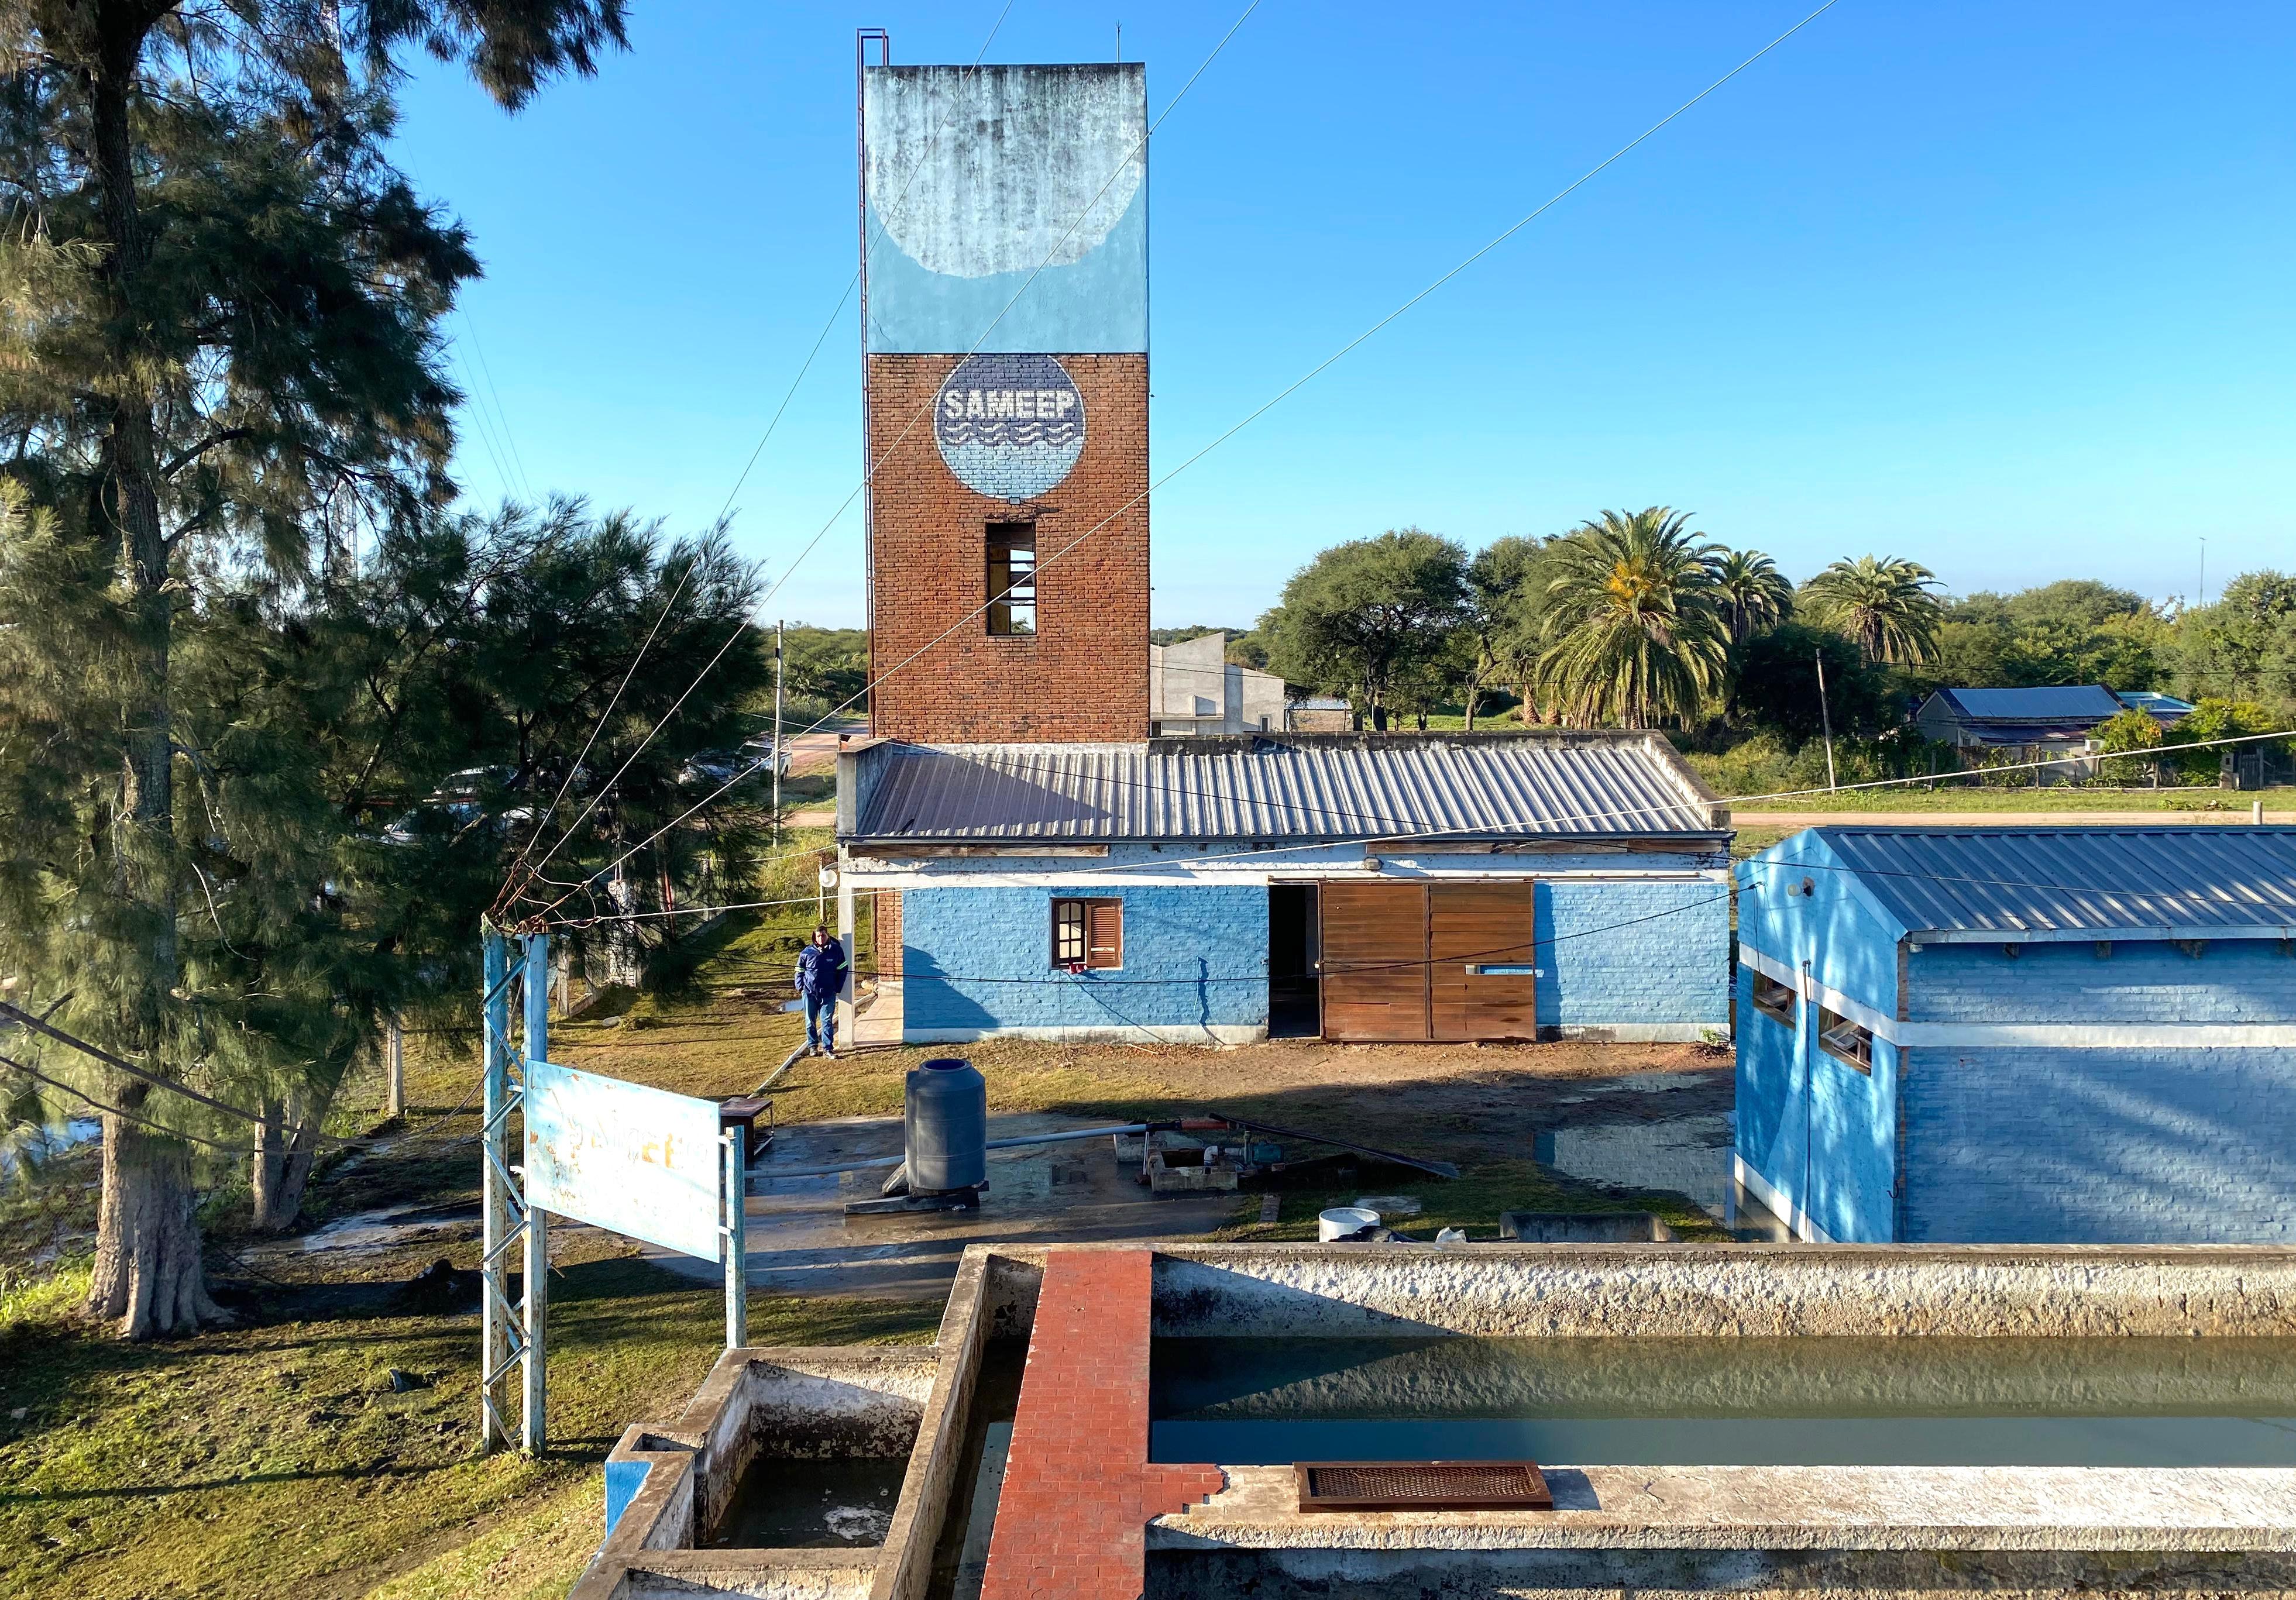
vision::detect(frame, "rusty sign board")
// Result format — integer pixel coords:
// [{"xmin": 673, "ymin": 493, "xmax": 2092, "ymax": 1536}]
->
[{"xmin": 524, "ymin": 1058, "xmax": 724, "ymax": 1261}]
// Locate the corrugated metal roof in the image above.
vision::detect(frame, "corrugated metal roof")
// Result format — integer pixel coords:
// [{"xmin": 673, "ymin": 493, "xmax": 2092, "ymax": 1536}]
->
[
  {"xmin": 1929, "ymin": 686, "xmax": 2122, "ymax": 724},
  {"xmin": 1814, "ymin": 827, "xmax": 2296, "ymax": 937},
  {"xmin": 849, "ymin": 735, "xmax": 1723, "ymax": 842}
]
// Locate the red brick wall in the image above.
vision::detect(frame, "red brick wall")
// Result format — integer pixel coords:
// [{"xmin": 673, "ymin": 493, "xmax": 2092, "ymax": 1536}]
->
[
  {"xmin": 872, "ymin": 889, "xmax": 901, "ymax": 976},
  {"xmin": 867, "ymin": 353, "xmax": 1149, "ymax": 742}
]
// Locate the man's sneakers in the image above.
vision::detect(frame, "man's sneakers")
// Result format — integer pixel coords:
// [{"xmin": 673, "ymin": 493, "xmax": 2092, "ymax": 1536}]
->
[{"xmin": 821, "ymin": 1046, "xmax": 837, "ymax": 1061}]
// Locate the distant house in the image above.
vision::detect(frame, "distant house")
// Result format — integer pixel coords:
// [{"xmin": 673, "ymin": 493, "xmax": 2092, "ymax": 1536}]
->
[
  {"xmin": 1148, "ymin": 632, "xmax": 1288, "ymax": 735},
  {"xmin": 838, "ymin": 731, "xmax": 1734, "ymax": 1046},
  {"xmin": 1286, "ymin": 695, "xmax": 1354, "ymax": 732},
  {"xmin": 2114, "ymin": 689, "xmax": 2194, "ymax": 727},
  {"xmin": 1735, "ymin": 826, "xmax": 2296, "ymax": 1244},
  {"xmin": 1911, "ymin": 685, "xmax": 2127, "ymax": 750}
]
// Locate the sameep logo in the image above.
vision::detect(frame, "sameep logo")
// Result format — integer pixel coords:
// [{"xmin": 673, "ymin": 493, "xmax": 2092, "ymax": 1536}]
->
[{"xmin": 933, "ymin": 353, "xmax": 1085, "ymax": 502}]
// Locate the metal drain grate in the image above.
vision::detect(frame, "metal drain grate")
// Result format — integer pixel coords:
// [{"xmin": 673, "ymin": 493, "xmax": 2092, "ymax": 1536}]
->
[{"xmin": 1295, "ymin": 1460, "xmax": 1552, "ymax": 1512}]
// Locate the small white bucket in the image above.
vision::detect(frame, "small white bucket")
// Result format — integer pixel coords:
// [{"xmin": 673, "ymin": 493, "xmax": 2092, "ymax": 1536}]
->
[{"xmin": 1318, "ymin": 1206, "xmax": 1380, "ymax": 1242}]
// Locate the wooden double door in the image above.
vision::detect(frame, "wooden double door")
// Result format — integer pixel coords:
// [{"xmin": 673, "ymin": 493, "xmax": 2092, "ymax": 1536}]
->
[{"xmin": 1318, "ymin": 879, "xmax": 1541, "ymax": 1042}]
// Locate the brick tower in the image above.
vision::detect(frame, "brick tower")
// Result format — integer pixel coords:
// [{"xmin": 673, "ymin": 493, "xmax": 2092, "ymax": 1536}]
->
[{"xmin": 860, "ymin": 62, "xmax": 1150, "ymax": 742}]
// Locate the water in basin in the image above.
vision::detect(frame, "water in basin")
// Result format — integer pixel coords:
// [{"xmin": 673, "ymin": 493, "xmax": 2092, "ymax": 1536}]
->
[
  {"xmin": 709, "ymin": 1456, "xmax": 909, "ymax": 1549},
  {"xmin": 1150, "ymin": 1336, "xmax": 2296, "ymax": 1468}
]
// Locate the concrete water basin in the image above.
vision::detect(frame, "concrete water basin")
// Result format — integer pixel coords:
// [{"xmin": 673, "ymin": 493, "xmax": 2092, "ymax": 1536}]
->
[{"xmin": 579, "ymin": 1243, "xmax": 2296, "ymax": 1600}]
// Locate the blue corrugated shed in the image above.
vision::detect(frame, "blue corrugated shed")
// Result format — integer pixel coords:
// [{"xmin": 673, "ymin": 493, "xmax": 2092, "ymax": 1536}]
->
[
  {"xmin": 1735, "ymin": 825, "xmax": 2296, "ymax": 1246},
  {"xmin": 1788, "ymin": 827, "xmax": 2296, "ymax": 941}
]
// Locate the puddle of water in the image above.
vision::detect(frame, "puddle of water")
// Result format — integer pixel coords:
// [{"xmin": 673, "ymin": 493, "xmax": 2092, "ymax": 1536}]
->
[
  {"xmin": 1151, "ymin": 1335, "xmax": 2296, "ymax": 1468},
  {"xmin": 300, "ymin": 1202, "xmax": 480, "ymax": 1254},
  {"xmin": 1, "ymin": 1117, "xmax": 100, "ymax": 1182},
  {"xmin": 1535, "ymin": 1114, "xmax": 1734, "ymax": 1212}
]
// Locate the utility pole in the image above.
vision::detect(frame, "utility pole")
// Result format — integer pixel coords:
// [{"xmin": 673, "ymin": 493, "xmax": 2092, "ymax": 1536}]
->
[
  {"xmin": 384, "ymin": 1016, "xmax": 404, "ymax": 1119},
  {"xmin": 2198, "ymin": 537, "xmax": 2208, "ymax": 609},
  {"xmin": 772, "ymin": 619, "xmax": 786, "ymax": 847},
  {"xmin": 1814, "ymin": 651, "xmax": 1838, "ymax": 790}
]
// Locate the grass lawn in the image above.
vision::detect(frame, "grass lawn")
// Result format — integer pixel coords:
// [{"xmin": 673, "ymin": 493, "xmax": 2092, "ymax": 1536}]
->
[{"xmin": 2, "ymin": 851, "xmax": 1728, "ymax": 1597}]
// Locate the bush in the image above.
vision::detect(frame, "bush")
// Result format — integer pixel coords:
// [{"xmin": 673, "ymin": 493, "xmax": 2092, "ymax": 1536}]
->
[
  {"xmin": 2170, "ymin": 699, "xmax": 2287, "ymax": 781},
  {"xmin": 2092, "ymin": 706, "xmax": 2164, "ymax": 784}
]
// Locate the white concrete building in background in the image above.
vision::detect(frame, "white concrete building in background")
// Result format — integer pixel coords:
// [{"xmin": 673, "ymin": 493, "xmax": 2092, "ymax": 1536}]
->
[{"xmin": 1149, "ymin": 631, "xmax": 1288, "ymax": 735}]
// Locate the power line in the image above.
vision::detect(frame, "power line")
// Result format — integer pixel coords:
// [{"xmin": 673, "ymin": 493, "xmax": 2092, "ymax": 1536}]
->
[
  {"xmin": 490, "ymin": 9, "xmax": 1025, "ymax": 916},
  {"xmin": 541, "ymin": 711, "xmax": 2296, "ymax": 924},
  {"xmin": 503, "ymin": 3, "xmax": 1262, "ymax": 916},
  {"xmin": 0, "ymin": 998, "xmax": 494, "ymax": 1155},
  {"xmin": 741, "ymin": 0, "xmax": 1850, "ymax": 799},
  {"xmin": 458, "ymin": 308, "xmax": 535, "ymax": 501}
]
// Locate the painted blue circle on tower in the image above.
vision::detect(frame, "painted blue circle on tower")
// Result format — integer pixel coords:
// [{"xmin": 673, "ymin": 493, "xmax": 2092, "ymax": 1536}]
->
[{"xmin": 933, "ymin": 353, "xmax": 1086, "ymax": 503}]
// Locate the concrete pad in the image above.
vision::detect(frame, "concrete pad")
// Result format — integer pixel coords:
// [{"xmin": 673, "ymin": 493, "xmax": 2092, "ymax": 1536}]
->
[{"xmin": 645, "ymin": 1114, "xmax": 1235, "ymax": 1300}]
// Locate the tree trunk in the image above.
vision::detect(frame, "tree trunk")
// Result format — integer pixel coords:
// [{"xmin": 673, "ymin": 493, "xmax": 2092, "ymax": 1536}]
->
[
  {"xmin": 251, "ymin": 1092, "xmax": 324, "ymax": 1233},
  {"xmin": 90, "ymin": 1090, "xmax": 225, "ymax": 1337},
  {"xmin": 81, "ymin": 9, "xmax": 219, "ymax": 1337}
]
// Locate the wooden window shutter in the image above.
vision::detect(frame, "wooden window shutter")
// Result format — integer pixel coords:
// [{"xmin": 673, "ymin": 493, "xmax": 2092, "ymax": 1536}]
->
[{"xmin": 1085, "ymin": 900, "xmax": 1123, "ymax": 969}]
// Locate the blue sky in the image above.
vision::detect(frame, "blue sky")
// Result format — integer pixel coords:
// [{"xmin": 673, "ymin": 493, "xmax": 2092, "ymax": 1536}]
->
[{"xmin": 392, "ymin": 1, "xmax": 2294, "ymax": 629}]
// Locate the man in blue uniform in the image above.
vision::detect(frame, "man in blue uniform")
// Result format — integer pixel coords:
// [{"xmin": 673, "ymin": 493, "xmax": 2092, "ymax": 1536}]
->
[{"xmin": 794, "ymin": 924, "xmax": 850, "ymax": 1059}]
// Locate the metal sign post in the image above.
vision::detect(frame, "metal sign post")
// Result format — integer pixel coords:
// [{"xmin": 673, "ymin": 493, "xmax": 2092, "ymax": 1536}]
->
[
  {"xmin": 519, "ymin": 933, "xmax": 550, "ymax": 1453},
  {"xmin": 478, "ymin": 927, "xmax": 549, "ymax": 1453},
  {"xmin": 484, "ymin": 926, "xmax": 752, "ymax": 1451},
  {"xmin": 724, "ymin": 1131, "xmax": 748, "ymax": 1348}
]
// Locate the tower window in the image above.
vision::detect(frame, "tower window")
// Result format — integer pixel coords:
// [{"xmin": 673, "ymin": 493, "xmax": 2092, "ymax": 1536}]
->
[{"xmin": 987, "ymin": 522, "xmax": 1036, "ymax": 635}]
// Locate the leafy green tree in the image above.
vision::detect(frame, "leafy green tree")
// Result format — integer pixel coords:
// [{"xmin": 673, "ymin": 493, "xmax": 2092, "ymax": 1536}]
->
[
  {"xmin": 1799, "ymin": 556, "xmax": 1944, "ymax": 666},
  {"xmin": 0, "ymin": 0, "xmax": 623, "ymax": 1337},
  {"xmin": 1260, "ymin": 529, "xmax": 1469, "ymax": 730},
  {"xmin": 1534, "ymin": 508, "xmax": 1727, "ymax": 730},
  {"xmin": 1726, "ymin": 621, "xmax": 1902, "ymax": 741},
  {"xmin": 2173, "ymin": 572, "xmax": 2296, "ymax": 710},
  {"xmin": 2168, "ymin": 699, "xmax": 2288, "ymax": 782},
  {"xmin": 1460, "ymin": 536, "xmax": 1551, "ymax": 727},
  {"xmin": 1923, "ymin": 617, "xmax": 2016, "ymax": 689},
  {"xmin": 2092, "ymin": 706, "xmax": 2166, "ymax": 784},
  {"xmin": 772, "ymin": 625, "xmax": 871, "ymax": 724},
  {"xmin": 1711, "ymin": 548, "xmax": 1795, "ymax": 642},
  {"xmin": 1915, "ymin": 580, "xmax": 2167, "ymax": 693}
]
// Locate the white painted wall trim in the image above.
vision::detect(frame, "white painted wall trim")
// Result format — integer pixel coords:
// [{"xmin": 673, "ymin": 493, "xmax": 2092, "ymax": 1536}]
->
[
  {"xmin": 903, "ymin": 1023, "xmax": 1266, "ymax": 1046},
  {"xmin": 850, "ymin": 864, "xmax": 1731, "ymax": 891},
  {"xmin": 1740, "ymin": 947, "xmax": 1896, "ymax": 1039},
  {"xmin": 1897, "ymin": 1022, "xmax": 2296, "ymax": 1048},
  {"xmin": 1740, "ymin": 946, "xmax": 2296, "ymax": 1049},
  {"xmin": 1553, "ymin": 1023, "xmax": 1723, "ymax": 1044},
  {"xmin": 1733, "ymin": 1153, "xmax": 1836, "ymax": 1244}
]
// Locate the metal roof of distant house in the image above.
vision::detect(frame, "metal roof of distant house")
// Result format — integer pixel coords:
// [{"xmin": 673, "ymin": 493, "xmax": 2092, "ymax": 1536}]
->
[
  {"xmin": 843, "ymin": 732, "xmax": 1727, "ymax": 844},
  {"xmin": 2115, "ymin": 690, "xmax": 2195, "ymax": 722},
  {"xmin": 1925, "ymin": 686, "xmax": 2124, "ymax": 724},
  {"xmin": 1787, "ymin": 827, "xmax": 2296, "ymax": 941}
]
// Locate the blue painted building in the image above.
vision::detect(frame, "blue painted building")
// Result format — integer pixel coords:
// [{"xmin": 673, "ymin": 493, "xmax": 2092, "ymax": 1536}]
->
[
  {"xmin": 836, "ymin": 732, "xmax": 1734, "ymax": 1046},
  {"xmin": 1735, "ymin": 827, "xmax": 2296, "ymax": 1244}
]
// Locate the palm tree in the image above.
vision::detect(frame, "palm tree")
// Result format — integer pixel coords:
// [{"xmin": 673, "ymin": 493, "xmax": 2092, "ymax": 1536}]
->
[
  {"xmin": 1534, "ymin": 507, "xmax": 1729, "ymax": 729},
  {"xmin": 1711, "ymin": 549, "xmax": 1793, "ymax": 642},
  {"xmin": 1799, "ymin": 555, "xmax": 1943, "ymax": 665}
]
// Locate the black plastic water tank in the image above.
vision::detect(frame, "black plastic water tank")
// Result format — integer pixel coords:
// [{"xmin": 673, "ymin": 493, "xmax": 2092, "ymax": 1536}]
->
[{"xmin": 905, "ymin": 1057, "xmax": 987, "ymax": 1193}]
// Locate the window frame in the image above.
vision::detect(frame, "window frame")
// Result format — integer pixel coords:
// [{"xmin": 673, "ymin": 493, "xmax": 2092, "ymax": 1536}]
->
[
  {"xmin": 1750, "ymin": 969, "xmax": 1796, "ymax": 1025},
  {"xmin": 1815, "ymin": 1004, "xmax": 1874, "ymax": 1073},
  {"xmin": 986, "ymin": 521, "xmax": 1037, "ymax": 636},
  {"xmin": 1050, "ymin": 896, "xmax": 1122, "ymax": 971}
]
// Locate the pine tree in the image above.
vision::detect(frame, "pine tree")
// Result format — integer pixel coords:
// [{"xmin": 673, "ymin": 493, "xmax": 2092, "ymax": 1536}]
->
[{"xmin": 0, "ymin": 2, "xmax": 624, "ymax": 1338}]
